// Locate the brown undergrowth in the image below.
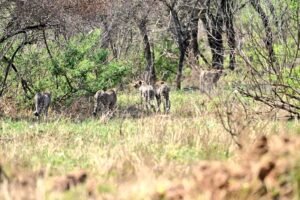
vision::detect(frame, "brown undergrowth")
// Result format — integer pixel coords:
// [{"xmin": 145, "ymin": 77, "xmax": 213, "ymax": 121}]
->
[
  {"xmin": 154, "ymin": 135, "xmax": 300, "ymax": 200},
  {"xmin": 0, "ymin": 135, "xmax": 299, "ymax": 199}
]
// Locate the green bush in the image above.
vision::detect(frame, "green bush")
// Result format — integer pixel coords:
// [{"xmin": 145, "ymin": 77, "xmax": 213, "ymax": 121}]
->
[
  {"xmin": 8, "ymin": 29, "xmax": 131, "ymax": 107},
  {"xmin": 154, "ymin": 39, "xmax": 178, "ymax": 81}
]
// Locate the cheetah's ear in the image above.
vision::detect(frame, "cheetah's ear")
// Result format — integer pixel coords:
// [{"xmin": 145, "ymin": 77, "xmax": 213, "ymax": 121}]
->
[
  {"xmin": 138, "ymin": 80, "xmax": 142, "ymax": 85},
  {"xmin": 160, "ymin": 81, "xmax": 165, "ymax": 84}
]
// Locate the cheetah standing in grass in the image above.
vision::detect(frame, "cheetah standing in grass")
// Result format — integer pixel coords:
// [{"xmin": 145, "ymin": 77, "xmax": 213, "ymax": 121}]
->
[
  {"xmin": 133, "ymin": 80, "xmax": 157, "ymax": 112},
  {"xmin": 33, "ymin": 92, "xmax": 51, "ymax": 119},
  {"xmin": 155, "ymin": 81, "xmax": 171, "ymax": 114},
  {"xmin": 93, "ymin": 89, "xmax": 117, "ymax": 116}
]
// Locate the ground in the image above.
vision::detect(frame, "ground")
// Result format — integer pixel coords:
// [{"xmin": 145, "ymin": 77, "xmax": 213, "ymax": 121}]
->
[{"xmin": 0, "ymin": 90, "xmax": 299, "ymax": 199}]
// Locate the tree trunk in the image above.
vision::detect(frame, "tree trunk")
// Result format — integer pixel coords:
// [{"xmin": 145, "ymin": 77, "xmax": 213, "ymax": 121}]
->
[
  {"xmin": 138, "ymin": 20, "xmax": 156, "ymax": 85},
  {"xmin": 176, "ymin": 46, "xmax": 186, "ymax": 89},
  {"xmin": 223, "ymin": 0, "xmax": 236, "ymax": 70},
  {"xmin": 101, "ymin": 19, "xmax": 118, "ymax": 59},
  {"xmin": 170, "ymin": 9, "xmax": 189, "ymax": 89},
  {"xmin": 200, "ymin": 9, "xmax": 224, "ymax": 70},
  {"xmin": 190, "ymin": 15, "xmax": 200, "ymax": 61},
  {"xmin": 211, "ymin": 22, "xmax": 224, "ymax": 69},
  {"xmin": 250, "ymin": 0, "xmax": 276, "ymax": 70},
  {"xmin": 0, "ymin": 36, "xmax": 28, "ymax": 97}
]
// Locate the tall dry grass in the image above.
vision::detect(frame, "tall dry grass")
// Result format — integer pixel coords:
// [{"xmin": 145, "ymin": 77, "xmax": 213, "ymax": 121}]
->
[{"xmin": 0, "ymin": 89, "xmax": 299, "ymax": 199}]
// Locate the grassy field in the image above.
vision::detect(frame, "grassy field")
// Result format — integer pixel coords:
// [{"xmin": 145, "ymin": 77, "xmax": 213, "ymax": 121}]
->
[{"xmin": 0, "ymin": 90, "xmax": 300, "ymax": 199}]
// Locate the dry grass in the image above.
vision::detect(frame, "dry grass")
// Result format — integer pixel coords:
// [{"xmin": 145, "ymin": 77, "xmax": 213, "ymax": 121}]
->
[{"xmin": 0, "ymin": 90, "xmax": 299, "ymax": 199}]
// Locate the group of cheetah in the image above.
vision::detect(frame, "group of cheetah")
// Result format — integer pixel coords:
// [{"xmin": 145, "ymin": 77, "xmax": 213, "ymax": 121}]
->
[
  {"xmin": 33, "ymin": 69, "xmax": 225, "ymax": 119},
  {"xmin": 33, "ymin": 80, "xmax": 171, "ymax": 119}
]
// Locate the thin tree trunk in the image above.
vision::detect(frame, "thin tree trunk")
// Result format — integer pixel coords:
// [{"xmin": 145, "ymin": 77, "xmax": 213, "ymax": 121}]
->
[
  {"xmin": 200, "ymin": 10, "xmax": 224, "ymax": 70},
  {"xmin": 0, "ymin": 32, "xmax": 29, "ymax": 97},
  {"xmin": 190, "ymin": 15, "xmax": 200, "ymax": 61},
  {"xmin": 43, "ymin": 30, "xmax": 60, "ymax": 89},
  {"xmin": 0, "ymin": 41, "xmax": 26, "ymax": 97},
  {"xmin": 211, "ymin": 21, "xmax": 224, "ymax": 69},
  {"xmin": 2, "ymin": 56, "xmax": 33, "ymax": 98},
  {"xmin": 190, "ymin": 7, "xmax": 210, "ymax": 66},
  {"xmin": 170, "ymin": 9, "xmax": 189, "ymax": 89},
  {"xmin": 250, "ymin": 0, "xmax": 276, "ymax": 70},
  {"xmin": 102, "ymin": 19, "xmax": 118, "ymax": 59},
  {"xmin": 176, "ymin": 46, "xmax": 186, "ymax": 89},
  {"xmin": 190, "ymin": 14, "xmax": 209, "ymax": 66},
  {"xmin": 138, "ymin": 20, "xmax": 156, "ymax": 85},
  {"xmin": 224, "ymin": 0, "xmax": 236, "ymax": 70}
]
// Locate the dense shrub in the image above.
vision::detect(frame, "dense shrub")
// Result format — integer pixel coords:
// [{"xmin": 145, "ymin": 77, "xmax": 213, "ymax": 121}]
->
[{"xmin": 8, "ymin": 29, "xmax": 131, "ymax": 107}]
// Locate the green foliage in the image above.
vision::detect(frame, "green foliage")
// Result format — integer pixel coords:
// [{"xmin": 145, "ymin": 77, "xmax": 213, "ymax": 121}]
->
[
  {"xmin": 289, "ymin": 0, "xmax": 299, "ymax": 11},
  {"xmin": 12, "ymin": 29, "xmax": 131, "ymax": 105},
  {"xmin": 281, "ymin": 66, "xmax": 300, "ymax": 87},
  {"xmin": 154, "ymin": 39, "xmax": 178, "ymax": 81}
]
